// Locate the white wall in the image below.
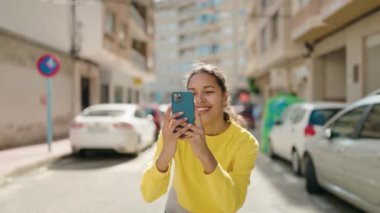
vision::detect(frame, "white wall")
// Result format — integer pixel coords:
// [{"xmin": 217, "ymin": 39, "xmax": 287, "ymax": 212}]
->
[
  {"xmin": 0, "ymin": 0, "xmax": 72, "ymax": 52},
  {"xmin": 365, "ymin": 33, "xmax": 380, "ymax": 95},
  {"xmin": 0, "ymin": 32, "xmax": 74, "ymax": 148}
]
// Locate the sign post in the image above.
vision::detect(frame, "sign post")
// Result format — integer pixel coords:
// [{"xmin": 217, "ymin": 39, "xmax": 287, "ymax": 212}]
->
[{"xmin": 37, "ymin": 54, "xmax": 60, "ymax": 152}]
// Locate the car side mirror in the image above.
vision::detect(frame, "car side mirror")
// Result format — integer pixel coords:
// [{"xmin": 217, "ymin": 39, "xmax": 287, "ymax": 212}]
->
[
  {"xmin": 324, "ymin": 128, "xmax": 332, "ymax": 139},
  {"xmin": 275, "ymin": 120, "xmax": 282, "ymax": 126}
]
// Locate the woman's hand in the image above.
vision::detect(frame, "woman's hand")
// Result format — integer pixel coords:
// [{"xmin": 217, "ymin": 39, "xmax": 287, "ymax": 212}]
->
[
  {"xmin": 184, "ymin": 110, "xmax": 217, "ymax": 174},
  {"xmin": 156, "ymin": 105, "xmax": 192, "ymax": 172}
]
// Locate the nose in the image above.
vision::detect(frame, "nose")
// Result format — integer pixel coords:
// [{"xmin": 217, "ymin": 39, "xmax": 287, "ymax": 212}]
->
[{"xmin": 194, "ymin": 93, "xmax": 205, "ymax": 104}]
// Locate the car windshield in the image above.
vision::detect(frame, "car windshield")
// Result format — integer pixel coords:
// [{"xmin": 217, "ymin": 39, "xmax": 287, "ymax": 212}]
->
[
  {"xmin": 82, "ymin": 109, "xmax": 125, "ymax": 117},
  {"xmin": 144, "ymin": 108, "xmax": 154, "ymax": 116},
  {"xmin": 309, "ymin": 108, "xmax": 341, "ymax": 126}
]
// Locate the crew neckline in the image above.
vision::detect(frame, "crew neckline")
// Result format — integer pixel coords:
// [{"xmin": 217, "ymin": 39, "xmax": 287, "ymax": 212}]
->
[{"xmin": 205, "ymin": 121, "xmax": 235, "ymax": 139}]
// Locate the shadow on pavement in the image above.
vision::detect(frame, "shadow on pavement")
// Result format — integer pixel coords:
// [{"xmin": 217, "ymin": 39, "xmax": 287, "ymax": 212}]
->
[
  {"xmin": 48, "ymin": 150, "xmax": 135, "ymax": 171},
  {"xmin": 256, "ymin": 153, "xmax": 364, "ymax": 213}
]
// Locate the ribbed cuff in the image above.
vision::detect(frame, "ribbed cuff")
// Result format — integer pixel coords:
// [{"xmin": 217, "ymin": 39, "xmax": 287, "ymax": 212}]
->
[{"xmin": 149, "ymin": 159, "xmax": 171, "ymax": 181}]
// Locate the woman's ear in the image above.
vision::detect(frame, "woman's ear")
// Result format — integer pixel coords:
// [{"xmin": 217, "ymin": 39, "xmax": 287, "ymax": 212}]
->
[{"xmin": 223, "ymin": 92, "xmax": 229, "ymax": 106}]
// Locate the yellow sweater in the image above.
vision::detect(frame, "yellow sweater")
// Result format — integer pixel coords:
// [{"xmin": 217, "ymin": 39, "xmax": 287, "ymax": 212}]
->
[{"xmin": 140, "ymin": 122, "xmax": 259, "ymax": 213}]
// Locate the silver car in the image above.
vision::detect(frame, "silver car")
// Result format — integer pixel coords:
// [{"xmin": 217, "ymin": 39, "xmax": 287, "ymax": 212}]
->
[
  {"xmin": 304, "ymin": 95, "xmax": 380, "ymax": 212},
  {"xmin": 269, "ymin": 102, "xmax": 345, "ymax": 175}
]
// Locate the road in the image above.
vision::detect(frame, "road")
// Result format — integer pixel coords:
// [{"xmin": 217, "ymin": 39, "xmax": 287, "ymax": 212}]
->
[{"xmin": 0, "ymin": 136, "xmax": 363, "ymax": 213}]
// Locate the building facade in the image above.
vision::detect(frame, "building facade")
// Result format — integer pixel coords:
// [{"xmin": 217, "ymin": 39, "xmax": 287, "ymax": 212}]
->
[
  {"xmin": 245, "ymin": 0, "xmax": 305, "ymax": 101},
  {"xmin": 151, "ymin": 0, "xmax": 249, "ymax": 104},
  {"xmin": 291, "ymin": 0, "xmax": 380, "ymax": 102},
  {"xmin": 246, "ymin": 0, "xmax": 380, "ymax": 103},
  {"xmin": 0, "ymin": 0, "xmax": 155, "ymax": 149}
]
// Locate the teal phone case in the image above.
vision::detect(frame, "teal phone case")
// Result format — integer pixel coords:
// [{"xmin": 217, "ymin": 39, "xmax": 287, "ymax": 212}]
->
[{"xmin": 171, "ymin": 92, "xmax": 195, "ymax": 124}]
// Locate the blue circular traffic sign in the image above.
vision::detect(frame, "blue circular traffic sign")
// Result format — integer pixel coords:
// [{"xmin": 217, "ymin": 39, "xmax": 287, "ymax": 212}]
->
[{"xmin": 37, "ymin": 54, "xmax": 60, "ymax": 78}]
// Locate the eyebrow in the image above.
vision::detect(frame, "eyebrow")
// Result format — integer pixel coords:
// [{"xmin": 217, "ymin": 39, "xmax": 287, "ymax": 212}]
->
[{"xmin": 188, "ymin": 86, "xmax": 216, "ymax": 91}]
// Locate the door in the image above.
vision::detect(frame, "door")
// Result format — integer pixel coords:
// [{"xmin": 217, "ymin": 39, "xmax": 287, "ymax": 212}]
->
[
  {"xmin": 289, "ymin": 107, "xmax": 306, "ymax": 158},
  {"xmin": 314, "ymin": 106, "xmax": 367, "ymax": 188},
  {"xmin": 81, "ymin": 77, "xmax": 90, "ymax": 110},
  {"xmin": 344, "ymin": 104, "xmax": 380, "ymax": 207},
  {"xmin": 271, "ymin": 106, "xmax": 296, "ymax": 160}
]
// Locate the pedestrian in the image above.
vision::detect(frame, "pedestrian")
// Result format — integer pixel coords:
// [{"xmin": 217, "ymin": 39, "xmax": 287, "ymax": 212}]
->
[{"xmin": 140, "ymin": 62, "xmax": 259, "ymax": 213}]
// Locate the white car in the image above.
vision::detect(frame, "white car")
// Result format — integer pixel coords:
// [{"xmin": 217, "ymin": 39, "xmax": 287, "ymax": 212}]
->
[
  {"xmin": 269, "ymin": 102, "xmax": 345, "ymax": 175},
  {"xmin": 304, "ymin": 95, "xmax": 380, "ymax": 212},
  {"xmin": 70, "ymin": 104, "xmax": 156, "ymax": 156}
]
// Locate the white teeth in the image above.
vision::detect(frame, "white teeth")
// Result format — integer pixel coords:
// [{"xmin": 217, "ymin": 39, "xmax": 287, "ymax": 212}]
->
[{"xmin": 197, "ymin": 108, "xmax": 209, "ymax": 112}]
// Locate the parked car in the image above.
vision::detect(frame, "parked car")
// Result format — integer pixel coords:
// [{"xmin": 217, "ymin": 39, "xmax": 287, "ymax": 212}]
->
[
  {"xmin": 304, "ymin": 95, "xmax": 380, "ymax": 212},
  {"xmin": 366, "ymin": 88, "xmax": 380, "ymax": 96},
  {"xmin": 269, "ymin": 102, "xmax": 346, "ymax": 175},
  {"xmin": 231, "ymin": 103, "xmax": 255, "ymax": 129},
  {"xmin": 70, "ymin": 104, "xmax": 156, "ymax": 156},
  {"xmin": 142, "ymin": 103, "xmax": 164, "ymax": 140}
]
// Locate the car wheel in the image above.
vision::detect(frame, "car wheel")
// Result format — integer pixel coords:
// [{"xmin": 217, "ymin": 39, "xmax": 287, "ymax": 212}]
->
[
  {"xmin": 291, "ymin": 150, "xmax": 301, "ymax": 176},
  {"xmin": 268, "ymin": 139, "xmax": 277, "ymax": 159},
  {"xmin": 74, "ymin": 149, "xmax": 86, "ymax": 158},
  {"xmin": 305, "ymin": 156, "xmax": 323, "ymax": 194}
]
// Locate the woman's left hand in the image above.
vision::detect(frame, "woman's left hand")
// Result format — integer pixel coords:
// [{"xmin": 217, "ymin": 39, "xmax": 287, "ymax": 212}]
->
[{"xmin": 184, "ymin": 110, "xmax": 217, "ymax": 174}]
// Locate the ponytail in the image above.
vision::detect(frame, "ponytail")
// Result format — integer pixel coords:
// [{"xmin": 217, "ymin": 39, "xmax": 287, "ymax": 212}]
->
[{"xmin": 224, "ymin": 106, "xmax": 247, "ymax": 128}]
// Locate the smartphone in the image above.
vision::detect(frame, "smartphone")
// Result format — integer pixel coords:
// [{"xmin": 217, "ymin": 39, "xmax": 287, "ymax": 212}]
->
[{"xmin": 171, "ymin": 91, "xmax": 195, "ymax": 125}]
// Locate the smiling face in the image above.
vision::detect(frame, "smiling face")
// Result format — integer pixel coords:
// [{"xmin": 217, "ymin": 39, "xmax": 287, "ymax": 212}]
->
[{"xmin": 187, "ymin": 72, "xmax": 228, "ymax": 127}]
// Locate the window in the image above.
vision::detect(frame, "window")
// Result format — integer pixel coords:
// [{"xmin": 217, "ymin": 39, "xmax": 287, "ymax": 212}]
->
[
  {"xmin": 261, "ymin": 0, "xmax": 267, "ymax": 10},
  {"xmin": 291, "ymin": 108, "xmax": 305, "ymax": 124},
  {"xmin": 83, "ymin": 109, "xmax": 124, "ymax": 117},
  {"xmin": 281, "ymin": 106, "xmax": 294, "ymax": 124},
  {"xmin": 118, "ymin": 23, "xmax": 127, "ymax": 43},
  {"xmin": 211, "ymin": 44, "xmax": 219, "ymax": 54},
  {"xmin": 360, "ymin": 104, "xmax": 380, "ymax": 139},
  {"xmin": 114, "ymin": 86, "xmax": 123, "ymax": 103},
  {"xmin": 101, "ymin": 84, "xmax": 109, "ymax": 103},
  {"xmin": 127, "ymin": 88, "xmax": 133, "ymax": 103},
  {"xmin": 105, "ymin": 10, "xmax": 115, "ymax": 35},
  {"xmin": 134, "ymin": 108, "xmax": 145, "ymax": 118},
  {"xmin": 135, "ymin": 90, "xmax": 140, "ymax": 103},
  {"xmin": 330, "ymin": 106, "xmax": 367, "ymax": 138},
  {"xmin": 309, "ymin": 108, "xmax": 342, "ymax": 126},
  {"xmin": 299, "ymin": 0, "xmax": 310, "ymax": 8},
  {"xmin": 260, "ymin": 26, "xmax": 268, "ymax": 52},
  {"xmin": 271, "ymin": 12, "xmax": 279, "ymax": 41}
]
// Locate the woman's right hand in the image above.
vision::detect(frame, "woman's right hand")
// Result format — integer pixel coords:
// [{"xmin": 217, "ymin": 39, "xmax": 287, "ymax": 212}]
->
[{"xmin": 156, "ymin": 105, "xmax": 192, "ymax": 172}]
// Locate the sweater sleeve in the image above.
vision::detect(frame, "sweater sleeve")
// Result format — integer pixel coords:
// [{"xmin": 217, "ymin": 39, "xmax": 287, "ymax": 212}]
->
[
  {"xmin": 204, "ymin": 135, "xmax": 259, "ymax": 212},
  {"xmin": 140, "ymin": 134, "xmax": 172, "ymax": 202}
]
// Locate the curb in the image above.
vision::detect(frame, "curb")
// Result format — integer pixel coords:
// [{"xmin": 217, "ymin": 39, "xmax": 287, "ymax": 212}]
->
[{"xmin": 0, "ymin": 152, "xmax": 71, "ymax": 187}]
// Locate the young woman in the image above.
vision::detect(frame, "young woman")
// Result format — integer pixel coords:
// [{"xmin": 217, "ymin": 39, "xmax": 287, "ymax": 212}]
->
[{"xmin": 140, "ymin": 63, "xmax": 259, "ymax": 213}]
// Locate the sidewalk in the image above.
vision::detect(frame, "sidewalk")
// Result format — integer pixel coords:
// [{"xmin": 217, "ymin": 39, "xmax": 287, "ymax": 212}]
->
[{"xmin": 0, "ymin": 139, "xmax": 71, "ymax": 185}]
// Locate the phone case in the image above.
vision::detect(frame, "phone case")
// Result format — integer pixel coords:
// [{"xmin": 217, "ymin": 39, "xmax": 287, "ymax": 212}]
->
[{"xmin": 171, "ymin": 91, "xmax": 195, "ymax": 124}]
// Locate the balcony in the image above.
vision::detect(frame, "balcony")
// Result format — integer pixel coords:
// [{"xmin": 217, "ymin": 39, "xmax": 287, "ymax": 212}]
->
[
  {"xmin": 130, "ymin": 4, "xmax": 146, "ymax": 32},
  {"xmin": 131, "ymin": 49, "xmax": 147, "ymax": 71},
  {"xmin": 292, "ymin": 0, "xmax": 380, "ymax": 42},
  {"xmin": 291, "ymin": 0, "xmax": 324, "ymax": 42}
]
